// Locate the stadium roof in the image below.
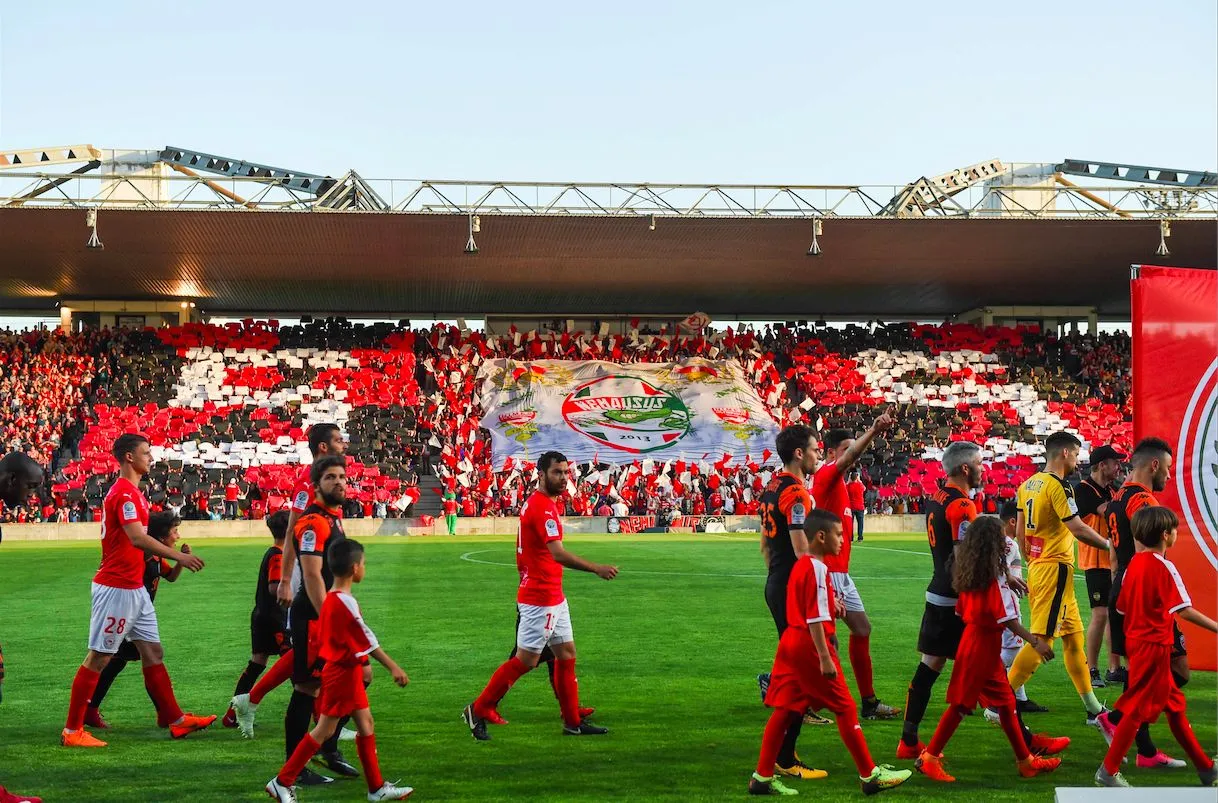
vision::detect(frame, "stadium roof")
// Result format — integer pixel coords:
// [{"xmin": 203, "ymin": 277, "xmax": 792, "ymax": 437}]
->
[
  {"xmin": 3, "ymin": 207, "xmax": 1214, "ymax": 318},
  {"xmin": 2, "ymin": 147, "xmax": 1215, "ymax": 318}
]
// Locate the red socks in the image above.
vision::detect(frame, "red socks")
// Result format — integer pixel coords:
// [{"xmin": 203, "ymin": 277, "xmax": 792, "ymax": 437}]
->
[
  {"xmin": 996, "ymin": 704, "xmax": 1030, "ymax": 761},
  {"xmin": 65, "ymin": 666, "xmax": 101, "ymax": 731},
  {"xmin": 849, "ymin": 635, "xmax": 875, "ymax": 700},
  {"xmin": 1167, "ymin": 710, "xmax": 1215, "ymax": 771},
  {"xmin": 927, "ymin": 704, "xmax": 966, "ymax": 756},
  {"xmin": 554, "ymin": 658, "xmax": 581, "ymax": 728},
  {"xmin": 836, "ymin": 710, "xmax": 876, "ymax": 777},
  {"xmin": 756, "ymin": 708, "xmax": 798, "ymax": 776},
  {"xmin": 356, "ymin": 732, "xmax": 385, "ymax": 793},
  {"xmin": 474, "ymin": 656, "xmax": 531, "ymax": 717},
  {"xmin": 279, "ymin": 733, "xmax": 321, "ymax": 786},
  {"xmin": 1104, "ymin": 711, "xmax": 1143, "ymax": 774},
  {"xmin": 142, "ymin": 663, "xmax": 184, "ymax": 726},
  {"xmin": 250, "ymin": 652, "xmax": 294, "ymax": 705}
]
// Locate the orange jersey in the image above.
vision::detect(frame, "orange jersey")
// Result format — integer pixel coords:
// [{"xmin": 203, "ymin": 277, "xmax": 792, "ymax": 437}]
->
[{"xmin": 1074, "ymin": 478, "xmax": 1115, "ymax": 570}]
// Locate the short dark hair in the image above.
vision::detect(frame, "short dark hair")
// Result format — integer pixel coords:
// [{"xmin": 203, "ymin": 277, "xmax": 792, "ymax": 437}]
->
[
  {"xmin": 999, "ymin": 501, "xmax": 1018, "ymax": 521},
  {"xmin": 1045, "ymin": 431, "xmax": 1081, "ymax": 457},
  {"xmin": 807, "ymin": 508, "xmax": 841, "ymax": 535},
  {"xmin": 1132, "ymin": 505, "xmax": 1178, "ymax": 548},
  {"xmin": 1131, "ymin": 437, "xmax": 1173, "ymax": 469},
  {"xmin": 823, "ymin": 428, "xmax": 854, "ymax": 451},
  {"xmin": 776, "ymin": 424, "xmax": 816, "ymax": 464},
  {"xmin": 113, "ymin": 433, "xmax": 150, "ymax": 463},
  {"xmin": 265, "ymin": 509, "xmax": 290, "ymax": 541},
  {"xmin": 538, "ymin": 451, "xmax": 568, "ymax": 473},
  {"xmin": 148, "ymin": 511, "xmax": 181, "ymax": 542},
  {"xmin": 329, "ymin": 537, "xmax": 365, "ymax": 577},
  {"xmin": 0, "ymin": 452, "xmax": 43, "ymax": 484},
  {"xmin": 311, "ymin": 454, "xmax": 347, "ymax": 487},
  {"xmin": 307, "ymin": 424, "xmax": 341, "ymax": 457}
]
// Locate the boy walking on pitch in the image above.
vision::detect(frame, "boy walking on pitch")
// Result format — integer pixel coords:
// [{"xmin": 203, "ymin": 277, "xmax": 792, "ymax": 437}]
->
[
  {"xmin": 749, "ymin": 509, "xmax": 912, "ymax": 797},
  {"xmin": 266, "ymin": 539, "xmax": 413, "ymax": 802},
  {"xmin": 1095, "ymin": 506, "xmax": 1218, "ymax": 789},
  {"xmin": 914, "ymin": 516, "xmax": 1062, "ymax": 783},
  {"xmin": 225, "ymin": 510, "xmax": 292, "ymax": 730}
]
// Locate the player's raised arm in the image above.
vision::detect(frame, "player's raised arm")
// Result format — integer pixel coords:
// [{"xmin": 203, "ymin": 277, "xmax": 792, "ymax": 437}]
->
[
  {"xmin": 545, "ymin": 540, "xmax": 618, "ymax": 580},
  {"xmin": 833, "ymin": 411, "xmax": 894, "ymax": 474}
]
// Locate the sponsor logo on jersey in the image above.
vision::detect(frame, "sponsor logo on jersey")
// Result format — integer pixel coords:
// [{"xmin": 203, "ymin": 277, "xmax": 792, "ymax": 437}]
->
[
  {"xmin": 1179, "ymin": 359, "xmax": 1218, "ymax": 569},
  {"xmin": 561, "ymin": 375, "xmax": 690, "ymax": 454},
  {"xmin": 294, "ymin": 491, "xmax": 310, "ymax": 510},
  {"xmin": 544, "ymin": 518, "xmax": 560, "ymax": 538},
  {"xmin": 300, "ymin": 529, "xmax": 317, "ymax": 553},
  {"xmin": 121, "ymin": 500, "xmax": 138, "ymax": 521}
]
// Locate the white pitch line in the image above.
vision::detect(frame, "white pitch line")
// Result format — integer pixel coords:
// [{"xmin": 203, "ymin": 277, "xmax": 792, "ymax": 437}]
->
[{"xmin": 458, "ymin": 549, "xmax": 925, "ymax": 580}]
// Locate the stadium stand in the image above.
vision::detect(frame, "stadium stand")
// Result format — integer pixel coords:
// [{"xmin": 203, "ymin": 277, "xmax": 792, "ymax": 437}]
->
[{"xmin": 0, "ymin": 319, "xmax": 1131, "ymax": 525}]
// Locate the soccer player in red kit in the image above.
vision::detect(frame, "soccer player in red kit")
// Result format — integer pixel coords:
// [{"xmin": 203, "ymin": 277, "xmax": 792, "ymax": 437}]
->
[
  {"xmin": 463, "ymin": 450, "xmax": 618, "ymax": 740},
  {"xmin": 749, "ymin": 509, "xmax": 912, "ymax": 797},
  {"xmin": 914, "ymin": 516, "xmax": 1061, "ymax": 783},
  {"xmin": 61, "ymin": 434, "xmax": 210, "ymax": 748},
  {"xmin": 812, "ymin": 414, "xmax": 900, "ymax": 720},
  {"xmin": 266, "ymin": 539, "xmax": 413, "ymax": 802},
  {"xmin": 1095, "ymin": 506, "xmax": 1218, "ymax": 789}
]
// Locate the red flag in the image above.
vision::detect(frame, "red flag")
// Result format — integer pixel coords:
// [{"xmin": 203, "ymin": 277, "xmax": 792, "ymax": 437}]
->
[
  {"xmin": 1133, "ymin": 264, "xmax": 1217, "ymax": 669},
  {"xmin": 762, "ymin": 449, "xmax": 773, "ymax": 464}
]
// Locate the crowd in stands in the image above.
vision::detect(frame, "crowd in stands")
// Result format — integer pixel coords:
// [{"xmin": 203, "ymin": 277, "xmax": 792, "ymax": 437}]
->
[{"xmin": 0, "ymin": 318, "xmax": 1134, "ymax": 524}]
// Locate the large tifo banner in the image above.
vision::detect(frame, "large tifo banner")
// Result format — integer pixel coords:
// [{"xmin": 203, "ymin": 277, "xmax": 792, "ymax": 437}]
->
[
  {"xmin": 1132, "ymin": 265, "xmax": 1217, "ymax": 670},
  {"xmin": 478, "ymin": 359, "xmax": 781, "ymax": 466}
]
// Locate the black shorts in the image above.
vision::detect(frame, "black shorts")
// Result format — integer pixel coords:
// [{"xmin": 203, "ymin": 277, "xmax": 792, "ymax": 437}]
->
[
  {"xmin": 1084, "ymin": 569, "xmax": 1112, "ymax": 610},
  {"xmin": 765, "ymin": 571, "xmax": 790, "ymax": 636},
  {"xmin": 115, "ymin": 639, "xmax": 141, "ymax": 662},
  {"xmin": 290, "ymin": 615, "xmax": 323, "ymax": 685},
  {"xmin": 251, "ymin": 611, "xmax": 289, "ymax": 657},
  {"xmin": 917, "ymin": 602, "xmax": 965, "ymax": 659}
]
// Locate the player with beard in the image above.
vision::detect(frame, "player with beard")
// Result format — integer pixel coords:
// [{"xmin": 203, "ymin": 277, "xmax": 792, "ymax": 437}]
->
[
  {"xmin": 275, "ymin": 424, "xmax": 348, "ymax": 610},
  {"xmin": 1096, "ymin": 438, "xmax": 1188, "ymax": 769},
  {"xmin": 463, "ymin": 451, "xmax": 618, "ymax": 741},
  {"xmin": 0, "ymin": 452, "xmax": 46, "ymax": 803},
  {"xmin": 898, "ymin": 441, "xmax": 983, "ymax": 757},
  {"xmin": 754, "ymin": 424, "xmax": 830, "ymax": 782},
  {"xmin": 279, "ymin": 455, "xmax": 357, "ymax": 786}
]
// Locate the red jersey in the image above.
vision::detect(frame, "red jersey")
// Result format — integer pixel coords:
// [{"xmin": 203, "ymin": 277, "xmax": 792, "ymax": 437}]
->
[
  {"xmin": 847, "ymin": 480, "xmax": 865, "ymax": 510},
  {"xmin": 318, "ymin": 590, "xmax": 379, "ymax": 669},
  {"xmin": 516, "ymin": 491, "xmax": 565, "ymax": 606},
  {"xmin": 784, "ymin": 554, "xmax": 837, "ymax": 643},
  {"xmin": 812, "ymin": 462, "xmax": 853, "ymax": 572},
  {"xmin": 442, "ymin": 498, "xmax": 458, "ymax": 515},
  {"xmin": 290, "ymin": 465, "xmax": 313, "ymax": 514},
  {"xmin": 948, "ymin": 577, "xmax": 1021, "ymax": 709},
  {"xmin": 225, "ymin": 484, "xmax": 240, "ymax": 502},
  {"xmin": 1116, "ymin": 552, "xmax": 1191, "ymax": 646},
  {"xmin": 95, "ymin": 477, "xmax": 150, "ymax": 589}
]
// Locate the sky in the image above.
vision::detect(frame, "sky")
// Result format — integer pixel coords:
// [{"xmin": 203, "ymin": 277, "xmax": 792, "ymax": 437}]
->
[{"xmin": 2, "ymin": 0, "xmax": 1215, "ymax": 186}]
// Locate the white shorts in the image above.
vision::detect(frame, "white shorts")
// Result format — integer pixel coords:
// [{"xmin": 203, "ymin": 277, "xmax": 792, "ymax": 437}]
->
[
  {"xmin": 830, "ymin": 572, "xmax": 866, "ymax": 614},
  {"xmin": 88, "ymin": 583, "xmax": 160, "ymax": 654},
  {"xmin": 516, "ymin": 601, "xmax": 573, "ymax": 653}
]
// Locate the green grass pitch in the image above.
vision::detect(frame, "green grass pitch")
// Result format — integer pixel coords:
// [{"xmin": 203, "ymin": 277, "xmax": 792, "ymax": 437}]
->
[{"xmin": 0, "ymin": 533, "xmax": 1213, "ymax": 801}]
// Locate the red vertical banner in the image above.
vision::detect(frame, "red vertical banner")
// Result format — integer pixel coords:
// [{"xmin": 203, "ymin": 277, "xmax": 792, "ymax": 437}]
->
[{"xmin": 1132, "ymin": 265, "xmax": 1218, "ymax": 670}]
